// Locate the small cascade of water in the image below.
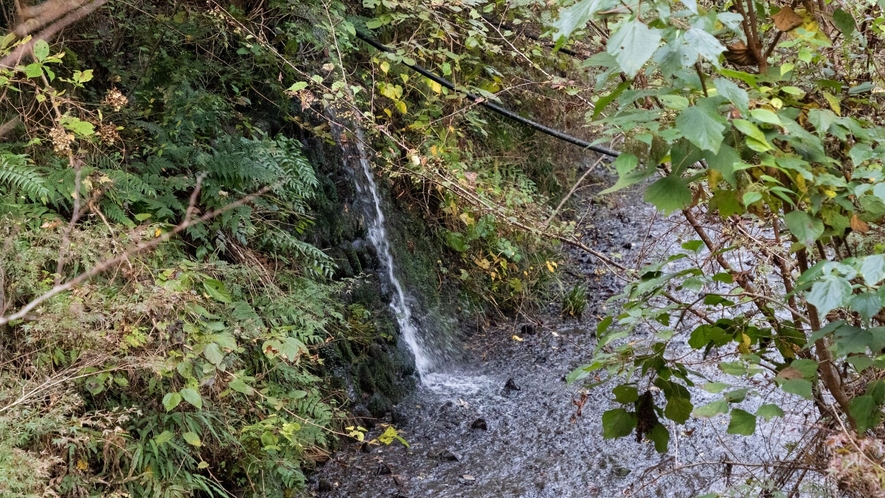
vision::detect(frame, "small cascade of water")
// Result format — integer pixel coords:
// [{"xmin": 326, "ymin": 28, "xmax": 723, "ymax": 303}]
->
[{"xmin": 329, "ymin": 114, "xmax": 433, "ymax": 379}]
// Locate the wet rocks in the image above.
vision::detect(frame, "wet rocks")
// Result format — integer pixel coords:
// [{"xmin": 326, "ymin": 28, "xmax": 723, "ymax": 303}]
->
[
  {"xmin": 503, "ymin": 377, "xmax": 521, "ymax": 394},
  {"xmin": 432, "ymin": 449, "xmax": 461, "ymax": 461},
  {"xmin": 391, "ymin": 410, "xmax": 408, "ymax": 426},
  {"xmin": 317, "ymin": 478, "xmax": 333, "ymax": 492},
  {"xmin": 470, "ymin": 418, "xmax": 488, "ymax": 430},
  {"xmin": 353, "ymin": 404, "xmax": 375, "ymax": 429}
]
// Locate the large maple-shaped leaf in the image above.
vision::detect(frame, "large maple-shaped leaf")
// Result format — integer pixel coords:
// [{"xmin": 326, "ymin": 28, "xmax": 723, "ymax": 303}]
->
[
  {"xmin": 676, "ymin": 106, "xmax": 726, "ymax": 153},
  {"xmin": 552, "ymin": 0, "xmax": 618, "ymax": 43},
  {"xmin": 607, "ymin": 20, "xmax": 662, "ymax": 78}
]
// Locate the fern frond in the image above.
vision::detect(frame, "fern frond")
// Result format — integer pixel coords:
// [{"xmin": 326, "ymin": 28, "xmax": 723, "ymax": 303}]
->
[{"xmin": 0, "ymin": 153, "xmax": 49, "ymax": 201}]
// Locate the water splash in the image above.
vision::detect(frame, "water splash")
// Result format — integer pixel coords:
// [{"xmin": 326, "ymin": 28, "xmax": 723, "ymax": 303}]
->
[{"xmin": 330, "ymin": 114, "xmax": 433, "ymax": 378}]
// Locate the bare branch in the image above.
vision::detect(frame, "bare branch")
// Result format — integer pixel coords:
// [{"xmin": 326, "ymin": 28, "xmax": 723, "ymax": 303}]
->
[
  {"xmin": 0, "ymin": 183, "xmax": 274, "ymax": 326},
  {"xmin": 1, "ymin": 0, "xmax": 109, "ymax": 69}
]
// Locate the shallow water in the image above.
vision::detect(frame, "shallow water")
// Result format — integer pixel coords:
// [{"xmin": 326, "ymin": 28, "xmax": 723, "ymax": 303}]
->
[{"xmin": 313, "ymin": 185, "xmax": 824, "ymax": 498}]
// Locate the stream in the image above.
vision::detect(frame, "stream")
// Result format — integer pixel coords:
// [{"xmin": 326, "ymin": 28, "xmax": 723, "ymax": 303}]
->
[{"xmin": 315, "ymin": 131, "xmax": 823, "ymax": 497}]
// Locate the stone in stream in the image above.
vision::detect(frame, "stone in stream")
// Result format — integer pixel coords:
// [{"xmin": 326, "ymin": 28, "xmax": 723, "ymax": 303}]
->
[
  {"xmin": 433, "ymin": 449, "xmax": 461, "ymax": 461},
  {"xmin": 352, "ymin": 404, "xmax": 375, "ymax": 429},
  {"xmin": 470, "ymin": 418, "xmax": 488, "ymax": 430},
  {"xmin": 317, "ymin": 478, "xmax": 333, "ymax": 492}
]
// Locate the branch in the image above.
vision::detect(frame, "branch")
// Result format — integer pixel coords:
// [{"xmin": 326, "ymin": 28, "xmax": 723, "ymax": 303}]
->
[
  {"xmin": 0, "ymin": 182, "xmax": 273, "ymax": 326},
  {"xmin": 0, "ymin": 0, "xmax": 108, "ymax": 69}
]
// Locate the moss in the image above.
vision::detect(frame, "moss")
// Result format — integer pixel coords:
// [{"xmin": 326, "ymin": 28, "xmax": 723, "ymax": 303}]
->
[{"xmin": 367, "ymin": 392, "xmax": 393, "ymax": 417}]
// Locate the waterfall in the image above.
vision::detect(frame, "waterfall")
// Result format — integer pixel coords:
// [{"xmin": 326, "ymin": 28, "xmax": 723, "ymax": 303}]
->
[{"xmin": 329, "ymin": 113, "xmax": 433, "ymax": 378}]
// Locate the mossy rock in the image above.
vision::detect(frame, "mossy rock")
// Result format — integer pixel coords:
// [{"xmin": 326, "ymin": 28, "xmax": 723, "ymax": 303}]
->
[{"xmin": 367, "ymin": 392, "xmax": 393, "ymax": 417}]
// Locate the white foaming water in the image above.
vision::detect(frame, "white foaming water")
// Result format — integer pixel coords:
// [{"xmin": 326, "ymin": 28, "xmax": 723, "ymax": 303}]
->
[
  {"xmin": 421, "ymin": 372, "xmax": 494, "ymax": 395},
  {"xmin": 338, "ymin": 120, "xmax": 433, "ymax": 378}
]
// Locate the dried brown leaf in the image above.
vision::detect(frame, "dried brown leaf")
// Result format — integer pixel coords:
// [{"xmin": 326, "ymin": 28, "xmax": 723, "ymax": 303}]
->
[{"xmin": 773, "ymin": 6, "xmax": 804, "ymax": 32}]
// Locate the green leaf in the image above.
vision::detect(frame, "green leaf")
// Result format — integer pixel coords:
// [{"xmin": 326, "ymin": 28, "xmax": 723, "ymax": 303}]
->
[
  {"xmin": 203, "ymin": 342, "xmax": 225, "ymax": 365},
  {"xmin": 180, "ymin": 388, "xmax": 202, "ymax": 410},
  {"xmin": 24, "ymin": 63, "xmax": 43, "ymax": 79},
  {"xmin": 756, "ymin": 404, "xmax": 785, "ymax": 421},
  {"xmin": 713, "ymin": 78, "xmax": 749, "ymax": 114},
  {"xmin": 606, "ymin": 20, "xmax": 662, "ymax": 78},
  {"xmin": 644, "ymin": 176, "xmax": 692, "ymax": 214},
  {"xmin": 445, "ymin": 231, "xmax": 470, "ymax": 253},
  {"xmin": 850, "ymin": 292, "xmax": 882, "ymax": 322},
  {"xmin": 648, "ymin": 423, "xmax": 670, "ymax": 453},
  {"xmin": 683, "ymin": 28, "xmax": 725, "ymax": 67},
  {"xmin": 287, "ymin": 81, "xmax": 308, "ymax": 92},
  {"xmin": 593, "ymin": 79, "xmax": 631, "ymax": 119},
  {"xmin": 202, "ymin": 279, "xmax": 232, "ymax": 303},
  {"xmin": 732, "ymin": 119, "xmax": 769, "ymax": 147},
  {"xmin": 153, "ymin": 430, "xmax": 174, "ymax": 445},
  {"xmin": 682, "ymin": 240, "xmax": 704, "ymax": 252},
  {"xmin": 612, "ymin": 384, "xmax": 639, "ymax": 403},
  {"xmin": 61, "ymin": 116, "xmax": 95, "ymax": 137},
  {"xmin": 849, "ymin": 395, "xmax": 881, "ymax": 433},
  {"xmin": 742, "ymin": 191, "xmax": 762, "ymax": 207},
  {"xmin": 229, "ymin": 377, "xmax": 255, "ymax": 396},
  {"xmin": 694, "ymin": 399, "xmax": 728, "ymax": 417},
  {"xmin": 806, "ymin": 276, "xmax": 851, "ymax": 317},
  {"xmin": 834, "ymin": 324, "xmax": 873, "ymax": 356},
  {"xmin": 832, "ymin": 8, "xmax": 856, "ymax": 37},
  {"xmin": 780, "ymin": 379, "xmax": 813, "ymax": 400},
  {"xmin": 163, "ymin": 392, "xmax": 182, "ymax": 412},
  {"xmin": 664, "ymin": 395, "xmax": 693, "ymax": 424},
  {"xmin": 750, "ymin": 109, "xmax": 782, "ymax": 127},
  {"xmin": 702, "ymin": 382, "xmax": 730, "ymax": 394},
  {"xmin": 790, "ymin": 359, "xmax": 819, "ymax": 379},
  {"xmin": 600, "ymin": 163, "xmax": 656, "ymax": 195},
  {"xmin": 727, "ymin": 409, "xmax": 757, "ymax": 436},
  {"xmin": 602, "ymin": 408, "xmax": 637, "ymax": 439},
  {"xmin": 808, "ymin": 109, "xmax": 837, "ymax": 135},
  {"xmin": 861, "ymin": 255, "xmax": 885, "ymax": 286},
  {"xmin": 33, "ymin": 40, "xmax": 50, "ymax": 61},
  {"xmin": 784, "ymin": 211, "xmax": 824, "ymax": 248},
  {"xmin": 552, "ymin": 0, "xmax": 617, "ymax": 42},
  {"xmin": 676, "ymin": 106, "xmax": 725, "ymax": 153},
  {"xmin": 182, "ymin": 432, "xmax": 202, "ymax": 447},
  {"xmin": 724, "ymin": 388, "xmax": 750, "ymax": 403}
]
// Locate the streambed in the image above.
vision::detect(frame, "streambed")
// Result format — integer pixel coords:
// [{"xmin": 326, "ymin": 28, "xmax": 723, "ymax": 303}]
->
[{"xmin": 311, "ymin": 183, "xmax": 822, "ymax": 498}]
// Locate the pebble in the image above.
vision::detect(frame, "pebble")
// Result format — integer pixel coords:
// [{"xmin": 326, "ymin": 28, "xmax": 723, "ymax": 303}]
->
[{"xmin": 470, "ymin": 418, "xmax": 488, "ymax": 430}]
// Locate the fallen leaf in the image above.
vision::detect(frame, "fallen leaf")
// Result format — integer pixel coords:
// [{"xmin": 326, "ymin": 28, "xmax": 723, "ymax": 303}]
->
[{"xmin": 773, "ymin": 7, "xmax": 804, "ymax": 32}]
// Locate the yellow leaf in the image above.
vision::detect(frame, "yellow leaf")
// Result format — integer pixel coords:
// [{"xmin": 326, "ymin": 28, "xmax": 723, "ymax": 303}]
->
[
  {"xmin": 546, "ymin": 260, "xmax": 558, "ymax": 273},
  {"xmin": 394, "ymin": 100, "xmax": 407, "ymax": 114},
  {"xmin": 380, "ymin": 61, "xmax": 390, "ymax": 74},
  {"xmin": 77, "ymin": 459, "xmax": 89, "ymax": 471},
  {"xmin": 429, "ymin": 80, "xmax": 442, "ymax": 94},
  {"xmin": 154, "ymin": 228, "xmax": 162, "ymax": 238},
  {"xmin": 822, "ymin": 91, "xmax": 841, "ymax": 116},
  {"xmin": 512, "ymin": 335, "xmax": 524, "ymax": 342}
]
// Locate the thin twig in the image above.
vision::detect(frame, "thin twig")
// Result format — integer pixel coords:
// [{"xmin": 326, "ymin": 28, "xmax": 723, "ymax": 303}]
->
[{"xmin": 0, "ymin": 182, "xmax": 274, "ymax": 326}]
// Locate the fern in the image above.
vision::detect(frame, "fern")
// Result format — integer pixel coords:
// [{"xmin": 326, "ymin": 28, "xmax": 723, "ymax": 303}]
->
[{"xmin": 0, "ymin": 153, "xmax": 49, "ymax": 202}]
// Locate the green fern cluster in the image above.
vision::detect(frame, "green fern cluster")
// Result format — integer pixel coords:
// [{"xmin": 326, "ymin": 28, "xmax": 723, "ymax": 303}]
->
[{"xmin": 0, "ymin": 152, "xmax": 49, "ymax": 202}]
